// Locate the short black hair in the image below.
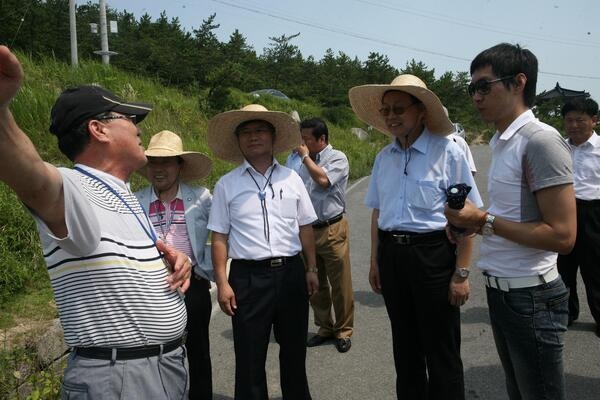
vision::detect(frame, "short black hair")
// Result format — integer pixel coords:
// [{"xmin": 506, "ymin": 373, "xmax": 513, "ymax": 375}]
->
[
  {"xmin": 300, "ymin": 118, "xmax": 329, "ymax": 143},
  {"xmin": 561, "ymin": 98, "xmax": 599, "ymax": 118},
  {"xmin": 470, "ymin": 43, "xmax": 538, "ymax": 108}
]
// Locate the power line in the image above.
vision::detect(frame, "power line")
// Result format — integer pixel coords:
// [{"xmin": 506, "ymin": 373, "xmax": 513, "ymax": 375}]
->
[
  {"xmin": 211, "ymin": 0, "xmax": 600, "ymax": 81},
  {"xmin": 355, "ymin": 0, "xmax": 600, "ymax": 50},
  {"xmin": 211, "ymin": 0, "xmax": 470, "ymax": 62},
  {"xmin": 539, "ymin": 70, "xmax": 600, "ymax": 81}
]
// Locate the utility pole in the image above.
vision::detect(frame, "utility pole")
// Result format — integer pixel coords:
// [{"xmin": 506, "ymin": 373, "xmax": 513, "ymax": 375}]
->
[
  {"xmin": 94, "ymin": 0, "xmax": 117, "ymax": 64},
  {"xmin": 99, "ymin": 0, "xmax": 109, "ymax": 64},
  {"xmin": 69, "ymin": 0, "xmax": 78, "ymax": 66}
]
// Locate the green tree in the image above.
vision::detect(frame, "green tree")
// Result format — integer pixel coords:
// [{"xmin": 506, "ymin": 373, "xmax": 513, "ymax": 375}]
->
[
  {"xmin": 193, "ymin": 14, "xmax": 224, "ymax": 88},
  {"xmin": 400, "ymin": 59, "xmax": 436, "ymax": 86},
  {"xmin": 534, "ymin": 98, "xmax": 564, "ymax": 133},
  {"xmin": 314, "ymin": 49, "xmax": 362, "ymax": 107},
  {"xmin": 363, "ymin": 52, "xmax": 398, "ymax": 84},
  {"xmin": 222, "ymin": 29, "xmax": 261, "ymax": 92},
  {"xmin": 261, "ymin": 32, "xmax": 304, "ymax": 95}
]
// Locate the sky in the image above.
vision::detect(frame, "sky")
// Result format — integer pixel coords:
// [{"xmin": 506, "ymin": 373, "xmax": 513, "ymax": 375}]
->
[{"xmin": 105, "ymin": 0, "xmax": 600, "ymax": 99}]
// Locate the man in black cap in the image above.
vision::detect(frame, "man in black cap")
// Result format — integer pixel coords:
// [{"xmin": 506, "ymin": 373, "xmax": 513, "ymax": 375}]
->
[{"xmin": 0, "ymin": 46, "xmax": 192, "ymax": 399}]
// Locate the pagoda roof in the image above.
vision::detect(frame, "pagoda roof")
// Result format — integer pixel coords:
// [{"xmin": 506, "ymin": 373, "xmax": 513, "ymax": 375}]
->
[{"xmin": 537, "ymin": 82, "xmax": 589, "ymax": 101}]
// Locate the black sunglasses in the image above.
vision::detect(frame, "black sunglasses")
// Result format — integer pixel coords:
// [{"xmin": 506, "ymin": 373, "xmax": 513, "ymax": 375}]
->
[
  {"xmin": 378, "ymin": 102, "xmax": 418, "ymax": 117},
  {"xmin": 96, "ymin": 114, "xmax": 137, "ymax": 124},
  {"xmin": 467, "ymin": 76, "xmax": 515, "ymax": 97}
]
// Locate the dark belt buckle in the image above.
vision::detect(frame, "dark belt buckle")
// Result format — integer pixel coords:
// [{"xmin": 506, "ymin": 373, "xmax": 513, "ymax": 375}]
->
[
  {"xmin": 392, "ymin": 234, "xmax": 410, "ymax": 245},
  {"xmin": 270, "ymin": 258, "xmax": 284, "ymax": 267}
]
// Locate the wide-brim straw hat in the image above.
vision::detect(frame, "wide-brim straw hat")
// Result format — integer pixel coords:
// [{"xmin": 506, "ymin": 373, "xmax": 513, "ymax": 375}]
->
[
  {"xmin": 139, "ymin": 130, "xmax": 212, "ymax": 182},
  {"xmin": 207, "ymin": 104, "xmax": 301, "ymax": 164},
  {"xmin": 348, "ymin": 74, "xmax": 454, "ymax": 136}
]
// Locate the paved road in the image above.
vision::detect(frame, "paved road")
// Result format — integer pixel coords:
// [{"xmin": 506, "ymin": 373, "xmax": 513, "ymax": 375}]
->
[{"xmin": 209, "ymin": 144, "xmax": 600, "ymax": 399}]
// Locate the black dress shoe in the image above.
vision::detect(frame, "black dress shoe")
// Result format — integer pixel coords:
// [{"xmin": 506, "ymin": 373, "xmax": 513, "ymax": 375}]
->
[
  {"xmin": 595, "ymin": 325, "xmax": 600, "ymax": 339},
  {"xmin": 335, "ymin": 338, "xmax": 351, "ymax": 353},
  {"xmin": 306, "ymin": 334, "xmax": 332, "ymax": 347}
]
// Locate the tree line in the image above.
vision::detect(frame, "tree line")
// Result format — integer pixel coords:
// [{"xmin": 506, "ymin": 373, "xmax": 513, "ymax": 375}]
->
[{"xmin": 1, "ymin": 0, "xmax": 497, "ymax": 136}]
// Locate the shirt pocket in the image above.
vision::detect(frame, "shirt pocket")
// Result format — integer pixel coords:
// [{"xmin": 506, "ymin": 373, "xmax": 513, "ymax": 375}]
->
[
  {"xmin": 280, "ymin": 197, "xmax": 298, "ymax": 220},
  {"xmin": 407, "ymin": 180, "xmax": 442, "ymax": 210}
]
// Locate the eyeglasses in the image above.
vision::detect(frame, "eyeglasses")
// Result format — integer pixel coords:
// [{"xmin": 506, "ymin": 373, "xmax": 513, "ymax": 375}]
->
[
  {"xmin": 378, "ymin": 102, "xmax": 417, "ymax": 117},
  {"xmin": 467, "ymin": 76, "xmax": 515, "ymax": 97},
  {"xmin": 96, "ymin": 114, "xmax": 137, "ymax": 124}
]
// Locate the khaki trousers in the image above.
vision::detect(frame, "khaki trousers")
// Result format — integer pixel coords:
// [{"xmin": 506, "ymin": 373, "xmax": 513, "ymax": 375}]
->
[{"xmin": 311, "ymin": 216, "xmax": 354, "ymax": 338}]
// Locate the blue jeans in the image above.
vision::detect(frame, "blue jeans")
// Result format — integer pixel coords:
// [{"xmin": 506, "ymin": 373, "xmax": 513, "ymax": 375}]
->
[{"xmin": 486, "ymin": 277, "xmax": 569, "ymax": 400}]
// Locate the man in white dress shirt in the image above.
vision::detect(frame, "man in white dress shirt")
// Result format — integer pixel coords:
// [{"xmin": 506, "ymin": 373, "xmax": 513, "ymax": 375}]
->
[
  {"xmin": 557, "ymin": 97, "xmax": 600, "ymax": 333},
  {"xmin": 207, "ymin": 104, "xmax": 318, "ymax": 400}
]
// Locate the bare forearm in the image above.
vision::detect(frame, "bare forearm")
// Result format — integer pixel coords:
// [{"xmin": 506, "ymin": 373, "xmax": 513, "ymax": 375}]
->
[
  {"xmin": 455, "ymin": 234, "xmax": 474, "ymax": 267},
  {"xmin": 494, "ymin": 184, "xmax": 576, "ymax": 254},
  {"xmin": 302, "ymin": 156, "xmax": 329, "ymax": 188},
  {"xmin": 446, "ymin": 185, "xmax": 576, "ymax": 254},
  {"xmin": 211, "ymin": 233, "xmax": 229, "ymax": 286},
  {"xmin": 299, "ymin": 224, "xmax": 316, "ymax": 269},
  {"xmin": 493, "ymin": 218, "xmax": 574, "ymax": 254}
]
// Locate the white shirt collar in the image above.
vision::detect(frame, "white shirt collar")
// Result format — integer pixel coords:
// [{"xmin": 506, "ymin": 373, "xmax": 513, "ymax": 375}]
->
[{"xmin": 497, "ymin": 109, "xmax": 535, "ymax": 141}]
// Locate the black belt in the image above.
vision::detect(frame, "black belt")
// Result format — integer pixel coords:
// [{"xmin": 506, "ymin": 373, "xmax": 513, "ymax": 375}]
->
[
  {"xmin": 576, "ymin": 198, "xmax": 600, "ymax": 207},
  {"xmin": 313, "ymin": 213, "xmax": 344, "ymax": 229},
  {"xmin": 378, "ymin": 229, "xmax": 447, "ymax": 246},
  {"xmin": 234, "ymin": 254, "xmax": 301, "ymax": 268},
  {"xmin": 73, "ymin": 336, "xmax": 184, "ymax": 360}
]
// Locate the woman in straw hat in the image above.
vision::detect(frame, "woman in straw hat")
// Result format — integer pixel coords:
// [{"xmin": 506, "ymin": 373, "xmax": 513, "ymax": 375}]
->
[
  {"xmin": 206, "ymin": 104, "xmax": 318, "ymax": 400},
  {"xmin": 349, "ymin": 75, "xmax": 483, "ymax": 400},
  {"xmin": 134, "ymin": 130, "xmax": 214, "ymax": 400}
]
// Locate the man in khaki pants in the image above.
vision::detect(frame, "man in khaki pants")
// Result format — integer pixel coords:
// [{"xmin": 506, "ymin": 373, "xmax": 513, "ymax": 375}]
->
[{"xmin": 294, "ymin": 117, "xmax": 354, "ymax": 353}]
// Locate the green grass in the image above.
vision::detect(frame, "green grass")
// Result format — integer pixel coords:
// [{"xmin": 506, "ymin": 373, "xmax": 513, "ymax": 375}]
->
[{"xmin": 0, "ymin": 283, "xmax": 56, "ymax": 330}]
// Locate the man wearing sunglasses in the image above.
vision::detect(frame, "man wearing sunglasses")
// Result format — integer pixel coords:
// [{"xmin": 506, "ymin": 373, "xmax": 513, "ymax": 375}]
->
[
  {"xmin": 445, "ymin": 43, "xmax": 576, "ymax": 400},
  {"xmin": 0, "ymin": 46, "xmax": 192, "ymax": 399}
]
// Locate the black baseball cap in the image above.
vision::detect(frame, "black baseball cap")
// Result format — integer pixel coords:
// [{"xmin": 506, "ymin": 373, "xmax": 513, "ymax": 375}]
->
[{"xmin": 49, "ymin": 85, "xmax": 153, "ymax": 137}]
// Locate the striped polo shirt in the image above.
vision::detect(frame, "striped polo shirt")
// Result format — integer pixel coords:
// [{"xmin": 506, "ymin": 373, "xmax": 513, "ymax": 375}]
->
[{"xmin": 32, "ymin": 165, "xmax": 187, "ymax": 347}]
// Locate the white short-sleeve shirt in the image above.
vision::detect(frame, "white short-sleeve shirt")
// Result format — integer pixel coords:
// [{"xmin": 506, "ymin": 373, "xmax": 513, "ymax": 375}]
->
[
  {"xmin": 208, "ymin": 159, "xmax": 317, "ymax": 260},
  {"xmin": 479, "ymin": 110, "xmax": 573, "ymax": 277}
]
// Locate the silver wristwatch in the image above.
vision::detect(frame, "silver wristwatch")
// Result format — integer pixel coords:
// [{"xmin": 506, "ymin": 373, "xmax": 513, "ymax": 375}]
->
[
  {"xmin": 454, "ymin": 267, "xmax": 470, "ymax": 279},
  {"xmin": 481, "ymin": 213, "xmax": 496, "ymax": 236}
]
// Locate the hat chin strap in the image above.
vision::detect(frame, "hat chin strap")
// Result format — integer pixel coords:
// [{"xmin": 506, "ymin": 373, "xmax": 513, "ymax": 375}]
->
[{"xmin": 399, "ymin": 122, "xmax": 423, "ymax": 149}]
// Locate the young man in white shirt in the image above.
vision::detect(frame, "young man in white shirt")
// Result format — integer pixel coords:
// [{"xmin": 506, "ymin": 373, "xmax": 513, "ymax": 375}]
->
[{"xmin": 445, "ymin": 42, "xmax": 576, "ymax": 400}]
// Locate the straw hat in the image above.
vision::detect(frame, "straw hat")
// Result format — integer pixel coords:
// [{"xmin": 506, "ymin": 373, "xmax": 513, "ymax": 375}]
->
[
  {"xmin": 139, "ymin": 130, "xmax": 212, "ymax": 182},
  {"xmin": 348, "ymin": 74, "xmax": 454, "ymax": 136},
  {"xmin": 207, "ymin": 104, "xmax": 301, "ymax": 164}
]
